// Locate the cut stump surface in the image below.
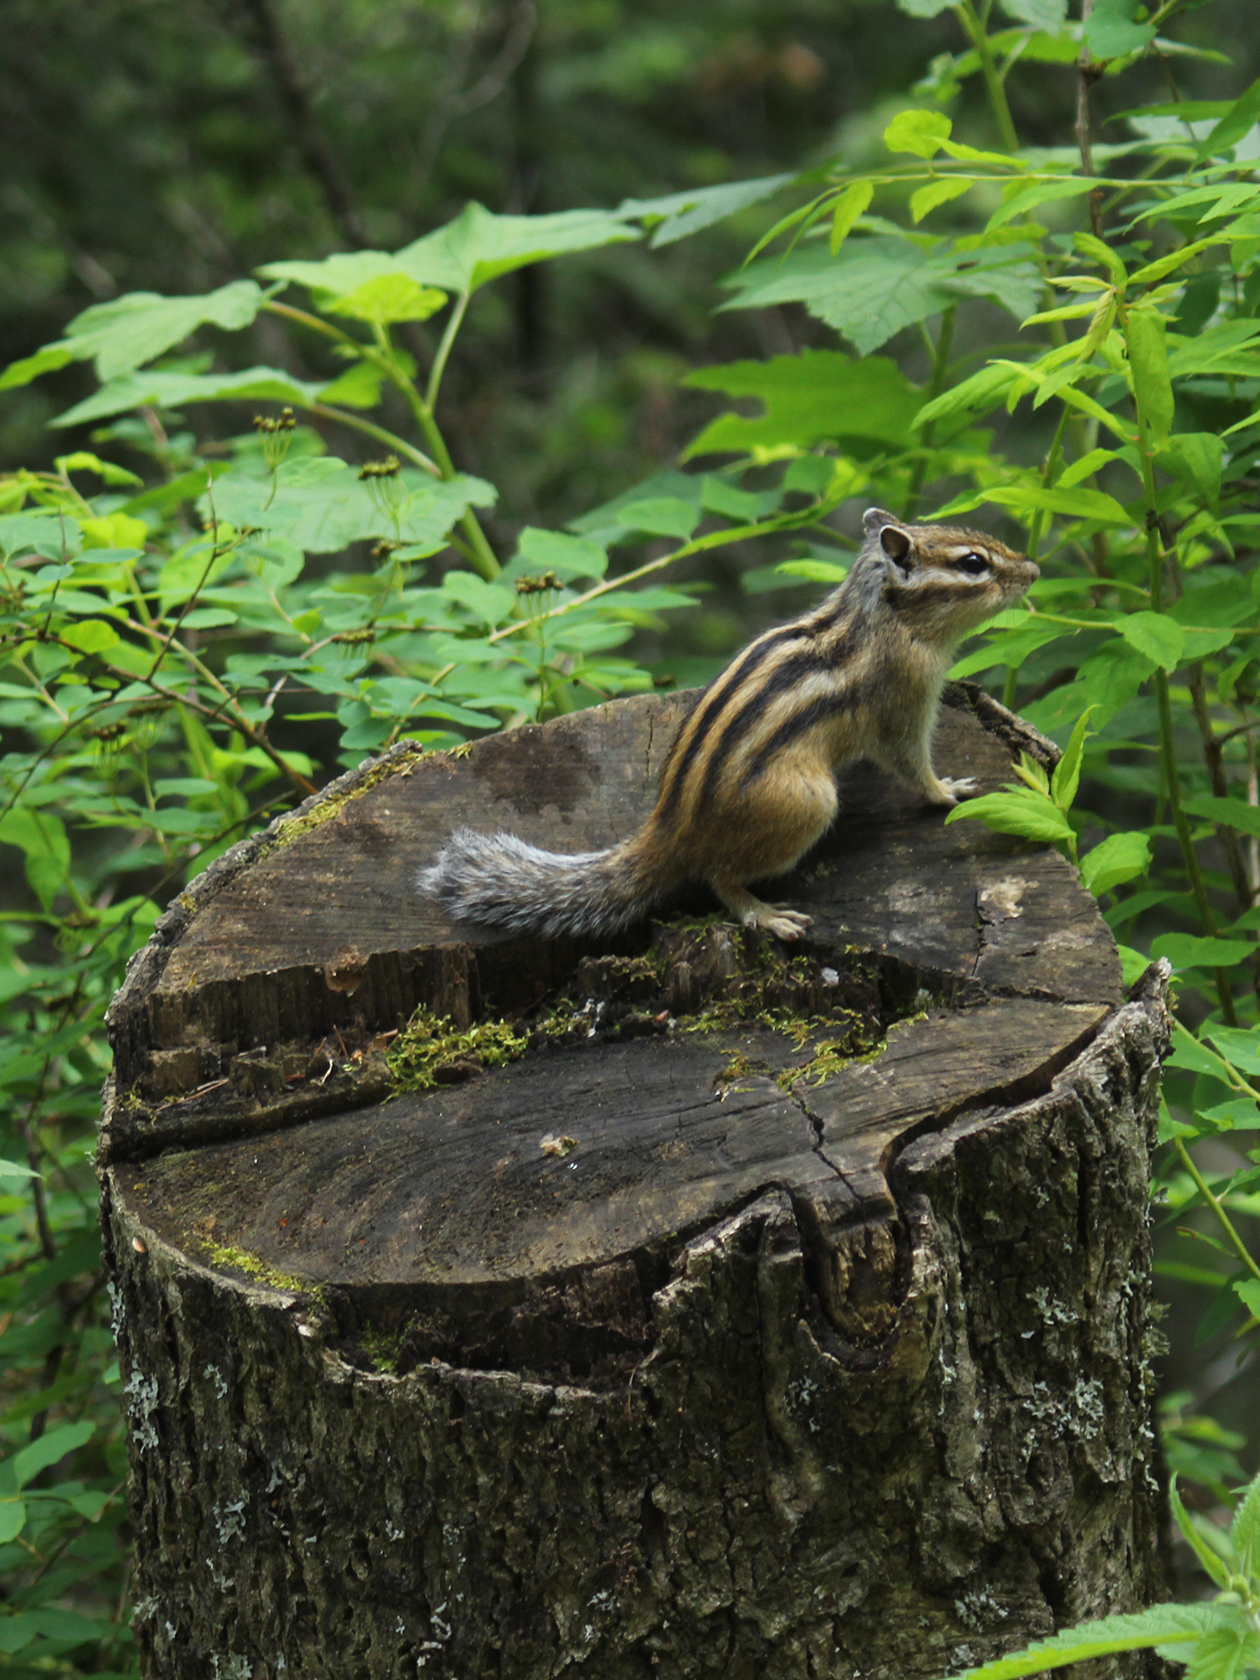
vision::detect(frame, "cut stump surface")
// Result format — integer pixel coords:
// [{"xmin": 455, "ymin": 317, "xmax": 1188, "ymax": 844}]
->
[{"xmin": 102, "ymin": 684, "xmax": 1168, "ymax": 1680}]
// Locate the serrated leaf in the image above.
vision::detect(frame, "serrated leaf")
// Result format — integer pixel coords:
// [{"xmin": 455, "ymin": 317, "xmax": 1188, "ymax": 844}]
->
[
  {"xmin": 62, "ymin": 280, "xmax": 265, "ymax": 380},
  {"xmin": 1124, "ymin": 305, "xmax": 1174, "ymax": 443},
  {"xmin": 52, "ymin": 365, "xmax": 325, "ymax": 429},
  {"xmin": 1182, "ymin": 1624, "xmax": 1260, "ymax": 1680},
  {"xmin": 685, "ymin": 351, "xmax": 922, "ymax": 457},
  {"xmin": 910, "ymin": 178, "xmax": 975, "ymax": 224},
  {"xmin": 79, "ymin": 512, "xmax": 148, "ymax": 551},
  {"xmin": 988, "ymin": 178, "xmax": 1096, "ymax": 231},
  {"xmin": 720, "ymin": 239, "xmax": 1040, "ymax": 357},
  {"xmin": 326, "ymin": 275, "xmax": 446, "ymax": 325},
  {"xmin": 884, "ymin": 109, "xmax": 953, "ymax": 159},
  {"xmin": 1182, "ymin": 795, "xmax": 1260, "ymax": 840},
  {"xmin": 617, "ymin": 173, "xmax": 796, "ymax": 248},
  {"xmin": 944, "ymin": 790, "xmax": 1075, "ymax": 845},
  {"xmin": 392, "ymin": 202, "xmax": 639, "ymax": 293},
  {"xmin": 1232, "ymin": 1279, "xmax": 1260, "ymax": 1329},
  {"xmin": 945, "ymin": 1603, "xmax": 1223, "ymax": 1679},
  {"xmin": 1117, "ymin": 610, "xmax": 1183, "ymax": 670},
  {"xmin": 915, "ymin": 363, "xmax": 1021, "ymax": 429},
  {"xmin": 830, "ymin": 181, "xmax": 874, "ymax": 253},
  {"xmin": 1079, "ymin": 831, "xmax": 1151, "ymax": 896},
  {"xmin": 1168, "ymin": 1020, "xmax": 1230, "ymax": 1077}
]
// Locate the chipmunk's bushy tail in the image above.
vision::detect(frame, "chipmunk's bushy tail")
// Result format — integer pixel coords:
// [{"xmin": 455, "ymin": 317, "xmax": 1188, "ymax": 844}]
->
[{"xmin": 418, "ymin": 828, "xmax": 664, "ymax": 939}]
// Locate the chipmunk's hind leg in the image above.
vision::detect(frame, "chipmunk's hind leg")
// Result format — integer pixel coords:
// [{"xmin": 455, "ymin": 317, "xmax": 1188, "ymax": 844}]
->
[{"xmin": 705, "ymin": 759, "xmax": 836, "ymax": 940}]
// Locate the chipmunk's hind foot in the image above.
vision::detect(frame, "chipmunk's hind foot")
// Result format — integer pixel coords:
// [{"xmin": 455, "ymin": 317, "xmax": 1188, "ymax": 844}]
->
[{"xmin": 715, "ymin": 883, "xmax": 813, "ymax": 942}]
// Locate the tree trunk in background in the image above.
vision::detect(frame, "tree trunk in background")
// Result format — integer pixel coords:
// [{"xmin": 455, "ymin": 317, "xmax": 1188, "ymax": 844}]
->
[{"xmin": 101, "ymin": 686, "xmax": 1169, "ymax": 1679}]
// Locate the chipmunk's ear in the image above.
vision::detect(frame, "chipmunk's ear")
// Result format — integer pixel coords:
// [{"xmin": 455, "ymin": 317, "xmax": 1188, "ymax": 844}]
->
[{"xmin": 863, "ymin": 507, "xmax": 914, "ymax": 577}]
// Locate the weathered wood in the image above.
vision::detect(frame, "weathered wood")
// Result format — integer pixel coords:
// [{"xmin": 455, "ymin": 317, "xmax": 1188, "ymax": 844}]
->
[{"xmin": 101, "ymin": 684, "xmax": 1168, "ymax": 1679}]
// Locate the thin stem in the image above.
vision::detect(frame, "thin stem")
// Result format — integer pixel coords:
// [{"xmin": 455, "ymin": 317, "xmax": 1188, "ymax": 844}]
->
[
  {"xmin": 904, "ymin": 304, "xmax": 957, "ymax": 520},
  {"xmin": 955, "ymin": 0, "xmax": 1020, "ymax": 153},
  {"xmin": 1174, "ymin": 1137, "xmax": 1260, "ymax": 1290},
  {"xmin": 307, "ymin": 405, "xmax": 440, "ymax": 476},
  {"xmin": 426, "ymin": 290, "xmax": 471, "ymax": 412}
]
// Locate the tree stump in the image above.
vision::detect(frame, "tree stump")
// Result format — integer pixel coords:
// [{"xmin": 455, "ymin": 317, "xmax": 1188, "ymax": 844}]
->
[{"xmin": 101, "ymin": 683, "xmax": 1169, "ymax": 1680}]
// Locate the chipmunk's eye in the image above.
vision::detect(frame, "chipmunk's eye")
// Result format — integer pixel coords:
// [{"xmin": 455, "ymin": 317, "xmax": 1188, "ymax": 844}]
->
[{"xmin": 956, "ymin": 552, "xmax": 990, "ymax": 576}]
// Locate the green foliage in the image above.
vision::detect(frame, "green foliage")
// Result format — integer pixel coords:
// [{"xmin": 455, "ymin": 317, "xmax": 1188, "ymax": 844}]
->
[
  {"xmin": 2, "ymin": 0, "xmax": 1260, "ymax": 1669},
  {"xmin": 942, "ymin": 1470, "xmax": 1260, "ymax": 1678}
]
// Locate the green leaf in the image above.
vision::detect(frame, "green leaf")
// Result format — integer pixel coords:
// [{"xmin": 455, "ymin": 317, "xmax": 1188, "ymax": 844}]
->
[
  {"xmin": 1183, "ymin": 795, "xmax": 1260, "ymax": 840},
  {"xmin": 54, "ymin": 451, "xmax": 143, "ymax": 487},
  {"xmin": 1151, "ymin": 933, "xmax": 1254, "ymax": 970},
  {"xmin": 617, "ymin": 174, "xmax": 795, "ymax": 248},
  {"xmin": 1124, "ymin": 305, "xmax": 1174, "ymax": 444},
  {"xmin": 915, "ymin": 363, "xmax": 1021, "ymax": 429},
  {"xmin": 944, "ymin": 790, "xmax": 1075, "ymax": 846},
  {"xmin": 0, "ymin": 1500, "xmax": 25, "ymax": 1543},
  {"xmin": 1084, "ymin": 0, "xmax": 1156, "ymax": 60},
  {"xmin": 1117, "ymin": 610, "xmax": 1183, "ymax": 671},
  {"xmin": 326, "ymin": 274, "xmax": 447, "ymax": 325},
  {"xmin": 684, "ymin": 351, "xmax": 922, "ymax": 457},
  {"xmin": 1050, "ymin": 707, "xmax": 1094, "ymax": 810},
  {"xmin": 79, "ymin": 511, "xmax": 148, "ymax": 551},
  {"xmin": 910, "ymin": 178, "xmax": 974, "ymax": 224},
  {"xmin": 1194, "ymin": 76, "xmax": 1260, "ymax": 163},
  {"xmin": 1170, "ymin": 1478, "xmax": 1234, "ymax": 1589},
  {"xmin": 0, "ymin": 343, "xmax": 75, "ymax": 391},
  {"xmin": 391, "ymin": 203, "xmax": 639, "ymax": 293},
  {"xmin": 0, "ymin": 1608, "xmax": 105, "ymax": 1655},
  {"xmin": 897, "ymin": 0, "xmax": 954, "ymax": 14},
  {"xmin": 62, "ymin": 280, "xmax": 265, "ymax": 380},
  {"xmin": 830, "ymin": 181, "xmax": 875, "ymax": 253},
  {"xmin": 983, "ymin": 483, "xmax": 1133, "ymax": 525},
  {"xmin": 720, "ymin": 238, "xmax": 1040, "ymax": 357},
  {"xmin": 987, "ymin": 178, "xmax": 1096, "ymax": 231},
  {"xmin": 1079, "ymin": 831, "xmax": 1152, "ymax": 896},
  {"xmin": 945, "ymin": 1603, "xmax": 1224, "ymax": 1678},
  {"xmin": 52, "ymin": 365, "xmax": 325, "ymax": 429},
  {"xmin": 613, "ymin": 498, "xmax": 699, "ymax": 539},
  {"xmin": 1158, "ymin": 433, "xmax": 1225, "ymax": 504},
  {"xmin": 8, "ymin": 1419, "xmax": 95, "ymax": 1490},
  {"xmin": 204, "ymin": 458, "xmax": 495, "ymax": 554},
  {"xmin": 884, "ymin": 109, "xmax": 953, "ymax": 159},
  {"xmin": 999, "ymin": 0, "xmax": 1067, "ymax": 24},
  {"xmin": 515, "ymin": 527, "xmax": 608, "ymax": 581},
  {"xmin": 1168, "ymin": 1020, "xmax": 1232, "ymax": 1077},
  {"xmin": 1203, "ymin": 1026, "xmax": 1260, "ymax": 1076},
  {"xmin": 1230, "ymin": 1469, "xmax": 1260, "ymax": 1578},
  {"xmin": 0, "ymin": 808, "xmax": 71, "ymax": 910},
  {"xmin": 61, "ymin": 620, "xmax": 122, "ymax": 655}
]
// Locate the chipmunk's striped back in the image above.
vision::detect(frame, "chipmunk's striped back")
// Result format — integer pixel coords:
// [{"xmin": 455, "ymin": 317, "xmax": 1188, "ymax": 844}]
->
[{"xmin": 419, "ymin": 507, "xmax": 1038, "ymax": 942}]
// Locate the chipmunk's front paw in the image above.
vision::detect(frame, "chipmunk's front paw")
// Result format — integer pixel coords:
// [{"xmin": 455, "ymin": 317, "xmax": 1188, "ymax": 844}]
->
[{"xmin": 937, "ymin": 775, "xmax": 978, "ymax": 804}]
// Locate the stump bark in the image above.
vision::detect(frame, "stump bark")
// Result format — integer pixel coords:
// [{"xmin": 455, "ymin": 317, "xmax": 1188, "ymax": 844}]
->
[{"xmin": 101, "ymin": 683, "xmax": 1170, "ymax": 1680}]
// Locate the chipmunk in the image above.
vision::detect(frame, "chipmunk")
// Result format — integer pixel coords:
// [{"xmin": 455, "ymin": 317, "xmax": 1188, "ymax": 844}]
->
[{"xmin": 420, "ymin": 507, "xmax": 1038, "ymax": 942}]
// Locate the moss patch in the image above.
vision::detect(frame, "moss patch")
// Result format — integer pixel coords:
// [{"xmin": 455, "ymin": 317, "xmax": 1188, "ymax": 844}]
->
[
  {"xmin": 388, "ymin": 1007, "xmax": 530, "ymax": 1091},
  {"xmin": 205, "ymin": 1242, "xmax": 306, "ymax": 1293}
]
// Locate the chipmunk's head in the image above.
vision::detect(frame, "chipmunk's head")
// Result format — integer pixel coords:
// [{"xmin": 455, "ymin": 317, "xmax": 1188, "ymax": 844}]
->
[{"xmin": 858, "ymin": 506, "xmax": 1038, "ymax": 645}]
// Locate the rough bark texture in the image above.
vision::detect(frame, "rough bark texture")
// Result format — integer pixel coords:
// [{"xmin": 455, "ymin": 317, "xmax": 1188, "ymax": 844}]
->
[{"xmin": 101, "ymin": 684, "xmax": 1169, "ymax": 1680}]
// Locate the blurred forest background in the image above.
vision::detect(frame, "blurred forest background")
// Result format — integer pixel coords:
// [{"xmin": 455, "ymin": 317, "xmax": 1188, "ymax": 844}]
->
[{"xmin": 4, "ymin": 0, "xmax": 1260, "ymax": 1671}]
